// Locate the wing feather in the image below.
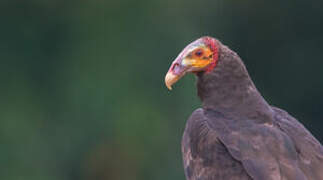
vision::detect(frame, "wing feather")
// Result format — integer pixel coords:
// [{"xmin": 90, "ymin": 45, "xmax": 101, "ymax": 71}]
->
[
  {"xmin": 182, "ymin": 108, "xmax": 252, "ymax": 180},
  {"xmin": 182, "ymin": 107, "xmax": 323, "ymax": 180},
  {"xmin": 271, "ymin": 106, "xmax": 323, "ymax": 180}
]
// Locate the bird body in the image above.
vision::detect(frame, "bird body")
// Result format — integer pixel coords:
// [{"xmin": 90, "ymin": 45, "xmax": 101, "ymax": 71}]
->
[
  {"xmin": 182, "ymin": 107, "xmax": 323, "ymax": 180},
  {"xmin": 165, "ymin": 37, "xmax": 323, "ymax": 180}
]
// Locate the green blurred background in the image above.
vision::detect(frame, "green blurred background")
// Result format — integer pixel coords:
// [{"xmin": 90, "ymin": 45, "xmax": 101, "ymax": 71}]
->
[{"xmin": 1, "ymin": 0, "xmax": 323, "ymax": 180}]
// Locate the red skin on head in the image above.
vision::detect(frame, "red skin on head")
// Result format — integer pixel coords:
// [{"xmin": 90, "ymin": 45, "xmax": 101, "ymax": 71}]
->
[{"xmin": 202, "ymin": 37, "xmax": 219, "ymax": 73}]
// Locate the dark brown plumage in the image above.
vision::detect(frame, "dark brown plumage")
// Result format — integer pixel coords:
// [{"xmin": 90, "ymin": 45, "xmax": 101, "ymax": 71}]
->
[{"xmin": 167, "ymin": 37, "xmax": 323, "ymax": 180}]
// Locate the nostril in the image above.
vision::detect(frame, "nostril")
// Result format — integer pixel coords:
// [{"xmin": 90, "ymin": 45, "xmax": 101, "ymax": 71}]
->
[{"xmin": 171, "ymin": 63, "xmax": 179, "ymax": 71}]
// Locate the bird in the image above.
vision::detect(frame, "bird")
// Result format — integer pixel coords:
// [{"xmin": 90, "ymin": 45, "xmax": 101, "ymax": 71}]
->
[{"xmin": 164, "ymin": 36, "xmax": 323, "ymax": 180}]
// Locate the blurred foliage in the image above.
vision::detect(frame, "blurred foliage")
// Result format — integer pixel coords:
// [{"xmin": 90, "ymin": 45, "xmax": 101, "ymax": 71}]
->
[{"xmin": 0, "ymin": 0, "xmax": 322, "ymax": 180}]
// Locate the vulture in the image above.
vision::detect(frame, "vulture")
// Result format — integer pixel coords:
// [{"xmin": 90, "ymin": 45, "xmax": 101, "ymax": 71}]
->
[{"xmin": 164, "ymin": 37, "xmax": 323, "ymax": 180}]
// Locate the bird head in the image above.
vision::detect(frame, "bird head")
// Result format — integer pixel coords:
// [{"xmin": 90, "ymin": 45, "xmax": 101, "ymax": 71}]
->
[{"xmin": 165, "ymin": 36, "xmax": 219, "ymax": 90}]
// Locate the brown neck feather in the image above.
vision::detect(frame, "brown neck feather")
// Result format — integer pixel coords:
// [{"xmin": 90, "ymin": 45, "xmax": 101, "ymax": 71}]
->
[{"xmin": 197, "ymin": 42, "xmax": 273, "ymax": 120}]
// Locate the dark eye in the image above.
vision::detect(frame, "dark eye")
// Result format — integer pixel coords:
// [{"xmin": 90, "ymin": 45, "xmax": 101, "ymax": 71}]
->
[{"xmin": 195, "ymin": 50, "xmax": 203, "ymax": 57}]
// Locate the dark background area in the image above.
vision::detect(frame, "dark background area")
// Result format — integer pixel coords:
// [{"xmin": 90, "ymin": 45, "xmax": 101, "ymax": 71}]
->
[{"xmin": 1, "ymin": 0, "xmax": 322, "ymax": 180}]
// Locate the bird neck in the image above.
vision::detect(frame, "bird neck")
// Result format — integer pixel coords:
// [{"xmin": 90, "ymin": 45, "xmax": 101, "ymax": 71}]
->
[{"xmin": 196, "ymin": 45, "xmax": 273, "ymax": 120}]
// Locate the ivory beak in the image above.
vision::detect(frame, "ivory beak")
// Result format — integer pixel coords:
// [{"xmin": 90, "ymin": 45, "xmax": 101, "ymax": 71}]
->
[
  {"xmin": 165, "ymin": 55, "xmax": 189, "ymax": 90},
  {"xmin": 165, "ymin": 72, "xmax": 182, "ymax": 90}
]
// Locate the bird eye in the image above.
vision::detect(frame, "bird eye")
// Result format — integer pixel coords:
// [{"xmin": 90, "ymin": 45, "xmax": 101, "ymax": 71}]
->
[{"xmin": 195, "ymin": 50, "xmax": 203, "ymax": 57}]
